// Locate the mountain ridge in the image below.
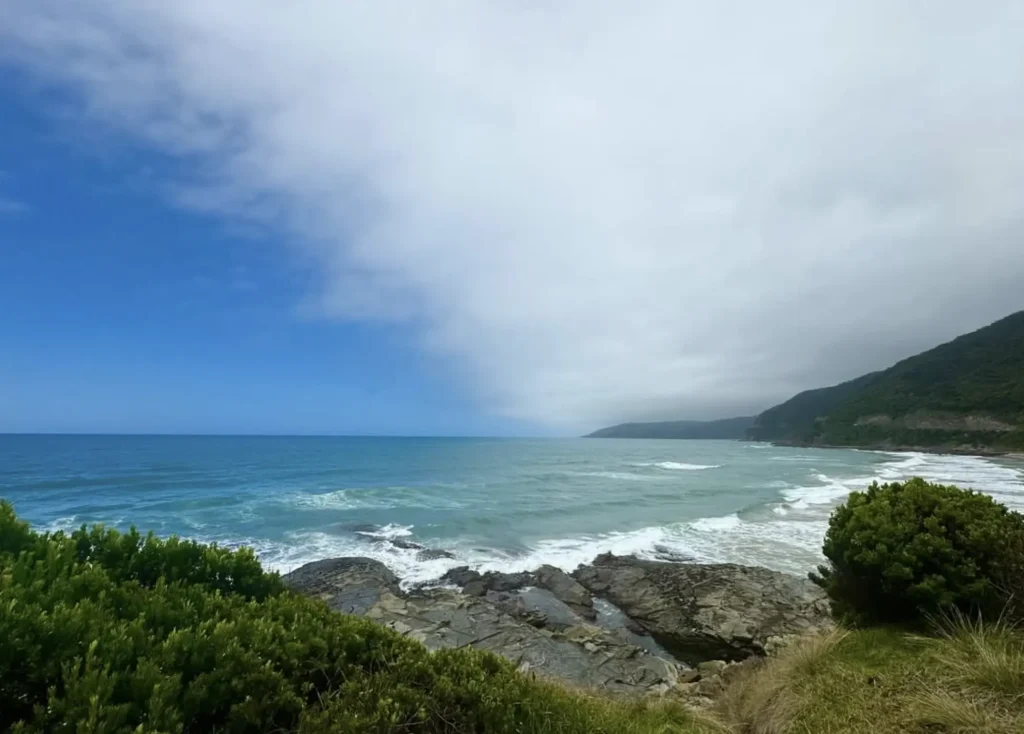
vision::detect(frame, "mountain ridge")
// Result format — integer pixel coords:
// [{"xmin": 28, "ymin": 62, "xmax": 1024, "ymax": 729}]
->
[
  {"xmin": 586, "ymin": 311, "xmax": 1024, "ymax": 451},
  {"xmin": 750, "ymin": 310, "xmax": 1024, "ymax": 452},
  {"xmin": 585, "ymin": 416, "xmax": 755, "ymax": 439}
]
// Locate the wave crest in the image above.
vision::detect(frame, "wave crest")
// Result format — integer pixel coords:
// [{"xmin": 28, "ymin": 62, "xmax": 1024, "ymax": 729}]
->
[{"xmin": 633, "ymin": 461, "xmax": 721, "ymax": 471}]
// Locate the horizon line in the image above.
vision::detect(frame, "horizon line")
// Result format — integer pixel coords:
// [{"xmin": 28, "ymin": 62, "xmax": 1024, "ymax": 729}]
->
[{"xmin": 0, "ymin": 432, "xmax": 564, "ymax": 439}]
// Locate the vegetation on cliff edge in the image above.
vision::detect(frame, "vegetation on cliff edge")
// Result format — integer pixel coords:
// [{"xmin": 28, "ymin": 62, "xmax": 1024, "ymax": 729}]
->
[
  {"xmin": 716, "ymin": 621, "xmax": 1024, "ymax": 734},
  {"xmin": 812, "ymin": 478, "xmax": 1024, "ymax": 627},
  {"xmin": 0, "ymin": 501, "xmax": 705, "ymax": 734}
]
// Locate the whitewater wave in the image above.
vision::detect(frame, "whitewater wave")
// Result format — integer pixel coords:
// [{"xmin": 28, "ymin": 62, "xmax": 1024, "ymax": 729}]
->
[
  {"xmin": 774, "ymin": 451, "xmax": 1024, "ymax": 517},
  {"xmin": 128, "ymin": 449, "xmax": 1024, "ymax": 587},
  {"xmin": 780, "ymin": 472, "xmax": 877, "ymax": 509},
  {"xmin": 254, "ymin": 526, "xmax": 465, "ymax": 587},
  {"xmin": 40, "ymin": 515, "xmax": 80, "ymax": 533},
  {"xmin": 877, "ymin": 452, "xmax": 1023, "ymax": 499},
  {"xmin": 249, "ymin": 506, "xmax": 828, "ymax": 584},
  {"xmin": 354, "ymin": 523, "xmax": 414, "ymax": 540},
  {"xmin": 286, "ymin": 487, "xmax": 464, "ymax": 511},
  {"xmin": 567, "ymin": 470, "xmax": 655, "ymax": 481},
  {"xmin": 288, "ymin": 488, "xmax": 396, "ymax": 511},
  {"xmin": 466, "ymin": 513, "xmax": 827, "ymax": 578},
  {"xmin": 652, "ymin": 461, "xmax": 721, "ymax": 471},
  {"xmin": 689, "ymin": 514, "xmax": 742, "ymax": 531}
]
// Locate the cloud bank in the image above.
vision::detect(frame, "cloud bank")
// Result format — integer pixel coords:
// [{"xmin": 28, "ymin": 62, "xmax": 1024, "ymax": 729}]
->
[{"xmin": 3, "ymin": 1, "xmax": 1023, "ymax": 429}]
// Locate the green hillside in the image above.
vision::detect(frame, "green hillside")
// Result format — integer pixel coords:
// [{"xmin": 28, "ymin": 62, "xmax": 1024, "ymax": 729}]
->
[
  {"xmin": 749, "ymin": 311, "xmax": 1024, "ymax": 451},
  {"xmin": 746, "ymin": 373, "xmax": 881, "ymax": 444},
  {"xmin": 586, "ymin": 416, "xmax": 754, "ymax": 439}
]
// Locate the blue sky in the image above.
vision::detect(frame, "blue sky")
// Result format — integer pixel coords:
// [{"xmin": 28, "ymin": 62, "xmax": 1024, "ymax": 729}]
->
[
  {"xmin": 0, "ymin": 73, "xmax": 537, "ymax": 436},
  {"xmin": 2, "ymin": 3, "xmax": 1022, "ymax": 436}
]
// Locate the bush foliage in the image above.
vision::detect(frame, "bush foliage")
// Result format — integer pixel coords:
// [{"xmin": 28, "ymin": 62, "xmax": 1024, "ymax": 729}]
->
[
  {"xmin": 812, "ymin": 478, "xmax": 1024, "ymax": 626},
  {"xmin": 0, "ymin": 502, "xmax": 700, "ymax": 734}
]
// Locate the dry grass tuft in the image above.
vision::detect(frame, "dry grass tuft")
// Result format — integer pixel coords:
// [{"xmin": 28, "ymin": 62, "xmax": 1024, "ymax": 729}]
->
[
  {"xmin": 929, "ymin": 610, "xmax": 1024, "ymax": 695},
  {"xmin": 912, "ymin": 611, "xmax": 1024, "ymax": 733},
  {"xmin": 708, "ymin": 620, "xmax": 1024, "ymax": 734},
  {"xmin": 711, "ymin": 629, "xmax": 848, "ymax": 734},
  {"xmin": 914, "ymin": 689, "xmax": 1020, "ymax": 734}
]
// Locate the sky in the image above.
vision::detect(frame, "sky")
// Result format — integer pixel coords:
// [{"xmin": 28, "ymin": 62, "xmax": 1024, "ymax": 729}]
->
[{"xmin": 1, "ymin": 2, "xmax": 1023, "ymax": 436}]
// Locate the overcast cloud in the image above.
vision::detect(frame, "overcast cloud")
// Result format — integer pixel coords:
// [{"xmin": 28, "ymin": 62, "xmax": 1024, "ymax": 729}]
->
[{"xmin": 3, "ymin": 1, "xmax": 1023, "ymax": 430}]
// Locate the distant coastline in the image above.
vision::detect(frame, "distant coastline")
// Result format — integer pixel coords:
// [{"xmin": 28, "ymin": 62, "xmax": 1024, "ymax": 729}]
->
[
  {"xmin": 585, "ymin": 416, "xmax": 754, "ymax": 440},
  {"xmin": 590, "ymin": 310, "xmax": 1024, "ymax": 455}
]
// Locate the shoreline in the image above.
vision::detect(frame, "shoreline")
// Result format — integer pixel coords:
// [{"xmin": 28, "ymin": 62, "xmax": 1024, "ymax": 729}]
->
[{"xmin": 769, "ymin": 439, "xmax": 1022, "ymax": 459}]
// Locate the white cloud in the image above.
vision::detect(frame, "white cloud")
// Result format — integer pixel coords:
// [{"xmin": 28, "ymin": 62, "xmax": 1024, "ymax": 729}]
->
[{"xmin": 2, "ymin": 1, "xmax": 1023, "ymax": 429}]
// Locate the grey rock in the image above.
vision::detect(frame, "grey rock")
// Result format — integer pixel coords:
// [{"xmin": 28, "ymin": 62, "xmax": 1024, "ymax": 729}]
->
[
  {"xmin": 390, "ymin": 538, "xmax": 425, "ymax": 550},
  {"xmin": 695, "ymin": 676, "xmax": 724, "ymax": 697},
  {"xmin": 416, "ymin": 548, "xmax": 456, "ymax": 561},
  {"xmin": 448, "ymin": 569, "xmax": 535, "ymax": 597},
  {"xmin": 441, "ymin": 564, "xmax": 597, "ymax": 622},
  {"xmin": 677, "ymin": 668, "xmax": 701, "ymax": 684},
  {"xmin": 282, "ymin": 557, "xmax": 399, "ymax": 615},
  {"xmin": 591, "ymin": 597, "xmax": 673, "ymax": 659},
  {"xmin": 441, "ymin": 569, "xmax": 533, "ymax": 597},
  {"xmin": 371, "ymin": 590, "xmax": 680, "ymax": 696},
  {"xmin": 286, "ymin": 557, "xmax": 681, "ymax": 697},
  {"xmin": 460, "ymin": 577, "xmax": 490, "ymax": 596},
  {"xmin": 573, "ymin": 554, "xmax": 832, "ymax": 665},
  {"xmin": 285, "ymin": 554, "xmax": 831, "ymax": 698},
  {"xmin": 477, "ymin": 571, "xmax": 535, "ymax": 594},
  {"xmin": 533, "ymin": 565, "xmax": 596, "ymax": 620},
  {"xmin": 440, "ymin": 566, "xmax": 482, "ymax": 588},
  {"xmin": 652, "ymin": 545, "xmax": 698, "ymax": 563},
  {"xmin": 485, "ymin": 589, "xmax": 551, "ymax": 628},
  {"xmin": 511, "ymin": 587, "xmax": 584, "ymax": 630}
]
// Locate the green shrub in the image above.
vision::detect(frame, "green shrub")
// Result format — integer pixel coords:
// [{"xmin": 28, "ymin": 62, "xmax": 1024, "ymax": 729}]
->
[
  {"xmin": 812, "ymin": 478, "xmax": 1024, "ymax": 626},
  {"xmin": 0, "ymin": 502, "xmax": 702, "ymax": 734}
]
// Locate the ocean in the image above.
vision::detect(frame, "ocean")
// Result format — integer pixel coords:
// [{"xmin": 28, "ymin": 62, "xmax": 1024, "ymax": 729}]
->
[{"xmin": 2, "ymin": 435, "xmax": 1022, "ymax": 586}]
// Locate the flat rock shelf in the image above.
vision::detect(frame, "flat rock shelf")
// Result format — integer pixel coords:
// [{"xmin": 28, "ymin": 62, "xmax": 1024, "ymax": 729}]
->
[{"xmin": 283, "ymin": 553, "xmax": 833, "ymax": 699}]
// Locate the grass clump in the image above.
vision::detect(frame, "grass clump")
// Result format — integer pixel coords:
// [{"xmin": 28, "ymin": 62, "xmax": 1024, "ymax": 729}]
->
[
  {"xmin": 713, "ymin": 629, "xmax": 848, "ymax": 734},
  {"xmin": 0, "ymin": 501, "xmax": 707, "ymax": 734},
  {"xmin": 914, "ymin": 613, "xmax": 1024, "ymax": 733},
  {"xmin": 709, "ymin": 619, "xmax": 1024, "ymax": 734}
]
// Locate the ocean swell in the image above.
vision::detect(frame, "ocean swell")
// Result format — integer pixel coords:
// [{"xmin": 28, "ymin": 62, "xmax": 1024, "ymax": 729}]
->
[{"xmin": 266, "ymin": 450, "xmax": 1024, "ymax": 585}]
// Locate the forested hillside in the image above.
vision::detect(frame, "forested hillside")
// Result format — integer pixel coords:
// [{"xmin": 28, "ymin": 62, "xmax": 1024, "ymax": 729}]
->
[{"xmin": 749, "ymin": 311, "xmax": 1024, "ymax": 451}]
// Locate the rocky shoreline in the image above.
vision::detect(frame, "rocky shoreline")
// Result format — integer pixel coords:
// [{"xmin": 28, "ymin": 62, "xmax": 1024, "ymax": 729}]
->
[{"xmin": 283, "ymin": 553, "xmax": 833, "ymax": 703}]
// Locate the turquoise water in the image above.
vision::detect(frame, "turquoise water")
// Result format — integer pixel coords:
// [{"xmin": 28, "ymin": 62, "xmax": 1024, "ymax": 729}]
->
[{"xmin": 2, "ymin": 435, "xmax": 1022, "ymax": 585}]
